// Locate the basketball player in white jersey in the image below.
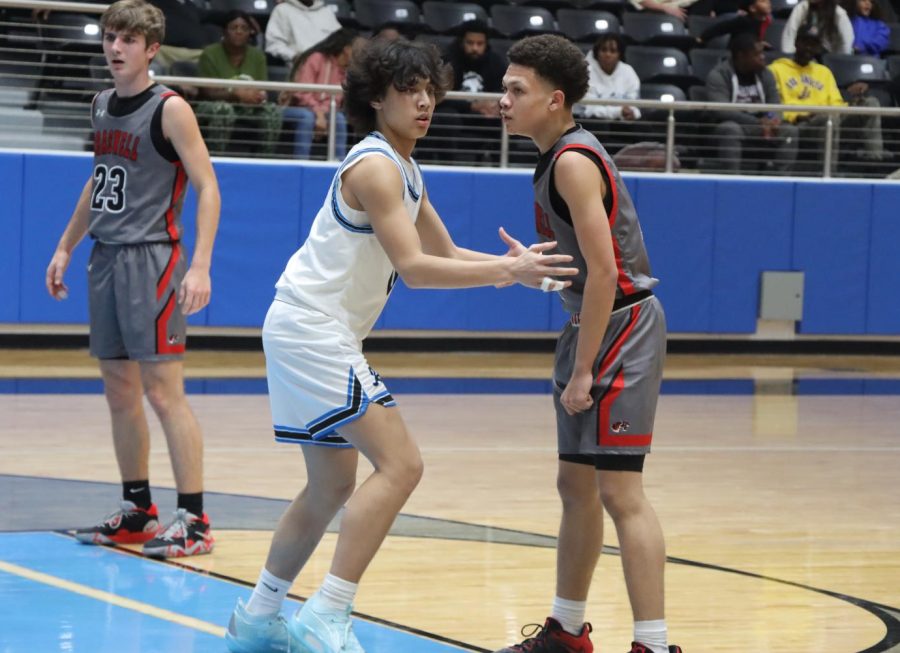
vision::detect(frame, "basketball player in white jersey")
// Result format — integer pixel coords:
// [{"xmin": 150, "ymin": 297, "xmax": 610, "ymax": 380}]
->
[
  {"xmin": 225, "ymin": 38, "xmax": 578, "ymax": 653},
  {"xmin": 493, "ymin": 36, "xmax": 682, "ymax": 653},
  {"xmin": 45, "ymin": 0, "xmax": 220, "ymax": 558}
]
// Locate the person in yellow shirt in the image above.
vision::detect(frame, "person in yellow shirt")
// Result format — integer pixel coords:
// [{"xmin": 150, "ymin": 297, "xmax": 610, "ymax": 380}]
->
[{"xmin": 769, "ymin": 27, "xmax": 889, "ymax": 170}]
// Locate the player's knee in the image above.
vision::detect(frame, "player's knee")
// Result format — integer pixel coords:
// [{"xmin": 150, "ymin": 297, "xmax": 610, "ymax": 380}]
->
[
  {"xmin": 598, "ymin": 484, "xmax": 644, "ymax": 520},
  {"xmin": 389, "ymin": 450, "xmax": 424, "ymax": 496},
  {"xmin": 143, "ymin": 384, "xmax": 182, "ymax": 417},
  {"xmin": 103, "ymin": 378, "xmax": 143, "ymax": 413},
  {"xmin": 556, "ymin": 472, "xmax": 597, "ymax": 507}
]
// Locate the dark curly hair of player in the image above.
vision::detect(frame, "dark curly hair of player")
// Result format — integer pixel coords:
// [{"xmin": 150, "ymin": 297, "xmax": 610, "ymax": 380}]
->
[
  {"xmin": 507, "ymin": 35, "xmax": 589, "ymax": 108},
  {"xmin": 343, "ymin": 38, "xmax": 452, "ymax": 134}
]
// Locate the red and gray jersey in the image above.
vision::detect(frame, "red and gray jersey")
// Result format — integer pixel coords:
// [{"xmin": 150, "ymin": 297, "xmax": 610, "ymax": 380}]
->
[
  {"xmin": 89, "ymin": 84, "xmax": 186, "ymax": 244},
  {"xmin": 532, "ymin": 125, "xmax": 658, "ymax": 314}
]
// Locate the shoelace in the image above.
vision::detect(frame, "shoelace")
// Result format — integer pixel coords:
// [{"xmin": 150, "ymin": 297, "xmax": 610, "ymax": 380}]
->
[
  {"xmin": 100, "ymin": 501, "xmax": 138, "ymax": 526},
  {"xmin": 157, "ymin": 508, "xmax": 191, "ymax": 541},
  {"xmin": 514, "ymin": 623, "xmax": 549, "ymax": 651}
]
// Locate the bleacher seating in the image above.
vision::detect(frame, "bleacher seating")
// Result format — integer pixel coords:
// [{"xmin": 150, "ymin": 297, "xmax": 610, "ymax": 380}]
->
[
  {"xmin": 353, "ymin": 0, "xmax": 421, "ymax": 30},
  {"xmin": 422, "ymin": 2, "xmax": 488, "ymax": 33},
  {"xmin": 556, "ymin": 8, "xmax": 620, "ymax": 42},
  {"xmin": 490, "ymin": 4, "xmax": 556, "ymax": 37}
]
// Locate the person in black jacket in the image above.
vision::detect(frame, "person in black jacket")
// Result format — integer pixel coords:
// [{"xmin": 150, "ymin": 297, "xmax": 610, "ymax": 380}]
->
[
  {"xmin": 699, "ymin": 0, "xmax": 774, "ymax": 47},
  {"xmin": 425, "ymin": 19, "xmax": 507, "ymax": 164},
  {"xmin": 705, "ymin": 32, "xmax": 798, "ymax": 172}
]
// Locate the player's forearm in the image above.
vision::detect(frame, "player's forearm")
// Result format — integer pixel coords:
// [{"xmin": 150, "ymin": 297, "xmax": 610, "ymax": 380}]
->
[
  {"xmin": 399, "ymin": 253, "xmax": 512, "ymax": 289},
  {"xmin": 56, "ymin": 180, "xmax": 93, "ymax": 254},
  {"xmin": 189, "ymin": 185, "xmax": 221, "ymax": 270},
  {"xmin": 450, "ymin": 246, "xmax": 503, "ymax": 262},
  {"xmin": 572, "ymin": 270, "xmax": 617, "ymax": 375}
]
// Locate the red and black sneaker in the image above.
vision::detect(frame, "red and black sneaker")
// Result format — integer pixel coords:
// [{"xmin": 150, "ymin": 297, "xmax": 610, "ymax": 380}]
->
[
  {"xmin": 74, "ymin": 500, "xmax": 160, "ymax": 545},
  {"xmin": 630, "ymin": 643, "xmax": 684, "ymax": 653},
  {"xmin": 142, "ymin": 508, "xmax": 214, "ymax": 558},
  {"xmin": 495, "ymin": 617, "xmax": 593, "ymax": 653}
]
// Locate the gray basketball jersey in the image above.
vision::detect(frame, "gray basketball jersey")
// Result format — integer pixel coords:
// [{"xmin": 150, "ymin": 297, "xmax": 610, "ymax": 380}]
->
[
  {"xmin": 533, "ymin": 126, "xmax": 658, "ymax": 313},
  {"xmin": 89, "ymin": 84, "xmax": 186, "ymax": 244}
]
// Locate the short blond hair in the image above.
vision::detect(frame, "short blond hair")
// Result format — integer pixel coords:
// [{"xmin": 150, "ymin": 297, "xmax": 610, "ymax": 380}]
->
[{"xmin": 100, "ymin": 0, "xmax": 166, "ymax": 47}]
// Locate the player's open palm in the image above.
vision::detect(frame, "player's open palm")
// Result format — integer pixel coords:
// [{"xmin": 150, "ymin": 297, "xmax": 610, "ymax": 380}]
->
[
  {"xmin": 509, "ymin": 243, "xmax": 578, "ymax": 289},
  {"xmin": 179, "ymin": 267, "xmax": 211, "ymax": 315},
  {"xmin": 46, "ymin": 250, "xmax": 70, "ymax": 300}
]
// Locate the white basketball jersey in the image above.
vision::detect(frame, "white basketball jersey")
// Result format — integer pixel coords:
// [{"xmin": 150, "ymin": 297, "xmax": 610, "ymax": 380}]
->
[{"xmin": 274, "ymin": 132, "xmax": 423, "ymax": 341}]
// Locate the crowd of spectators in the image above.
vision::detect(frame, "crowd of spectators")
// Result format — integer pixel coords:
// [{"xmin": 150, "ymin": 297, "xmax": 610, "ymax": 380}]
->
[{"xmin": 13, "ymin": 0, "xmax": 900, "ymax": 174}]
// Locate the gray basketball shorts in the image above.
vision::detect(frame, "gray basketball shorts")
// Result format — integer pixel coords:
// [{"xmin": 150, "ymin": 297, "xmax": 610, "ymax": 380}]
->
[
  {"xmin": 88, "ymin": 241, "xmax": 187, "ymax": 361},
  {"xmin": 553, "ymin": 296, "xmax": 666, "ymax": 456}
]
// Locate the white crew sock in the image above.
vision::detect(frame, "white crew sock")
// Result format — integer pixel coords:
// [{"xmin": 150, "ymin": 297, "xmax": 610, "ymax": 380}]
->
[
  {"xmin": 245, "ymin": 568, "xmax": 293, "ymax": 617},
  {"xmin": 634, "ymin": 619, "xmax": 668, "ymax": 653},
  {"xmin": 318, "ymin": 573, "xmax": 359, "ymax": 612},
  {"xmin": 551, "ymin": 596, "xmax": 587, "ymax": 636}
]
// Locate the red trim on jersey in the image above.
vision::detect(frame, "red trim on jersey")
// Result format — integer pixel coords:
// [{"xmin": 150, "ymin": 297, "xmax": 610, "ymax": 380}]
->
[
  {"xmin": 165, "ymin": 162, "xmax": 186, "ymax": 241},
  {"xmin": 160, "ymin": 90, "xmax": 181, "ymax": 99},
  {"xmin": 597, "ymin": 368, "xmax": 652, "ymax": 448},
  {"xmin": 156, "ymin": 290, "xmax": 185, "ymax": 355},
  {"xmin": 157, "ymin": 244, "xmax": 180, "ymax": 302},
  {"xmin": 596, "ymin": 304, "xmax": 641, "ymax": 383},
  {"xmin": 554, "ymin": 143, "xmax": 636, "ymax": 295},
  {"xmin": 595, "ymin": 304, "xmax": 650, "ymax": 447}
]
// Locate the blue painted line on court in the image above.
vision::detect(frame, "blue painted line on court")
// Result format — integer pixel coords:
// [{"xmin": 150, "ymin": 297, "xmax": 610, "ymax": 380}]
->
[
  {"xmin": 2, "ymin": 377, "xmax": 900, "ymax": 395},
  {"xmin": 0, "ymin": 532, "xmax": 473, "ymax": 653}
]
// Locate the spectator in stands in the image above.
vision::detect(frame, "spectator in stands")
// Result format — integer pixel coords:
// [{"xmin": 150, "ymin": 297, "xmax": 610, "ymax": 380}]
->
[
  {"xmin": 150, "ymin": 0, "xmax": 224, "ymax": 70},
  {"xmin": 698, "ymin": 0, "xmax": 774, "ymax": 47},
  {"xmin": 428, "ymin": 20, "xmax": 506, "ymax": 163},
  {"xmin": 196, "ymin": 10, "xmax": 282, "ymax": 156},
  {"xmin": 265, "ymin": 0, "xmax": 341, "ymax": 64},
  {"xmin": 577, "ymin": 33, "xmax": 641, "ymax": 121},
  {"xmin": 781, "ymin": 0, "xmax": 854, "ymax": 53},
  {"xmin": 848, "ymin": 0, "xmax": 890, "ymax": 55},
  {"xmin": 280, "ymin": 28, "xmax": 360, "ymax": 158},
  {"xmin": 629, "ymin": 0, "xmax": 714, "ymax": 23},
  {"xmin": 372, "ymin": 23, "xmax": 413, "ymax": 41},
  {"xmin": 706, "ymin": 33, "xmax": 798, "ymax": 172},
  {"xmin": 770, "ymin": 28, "xmax": 890, "ymax": 166}
]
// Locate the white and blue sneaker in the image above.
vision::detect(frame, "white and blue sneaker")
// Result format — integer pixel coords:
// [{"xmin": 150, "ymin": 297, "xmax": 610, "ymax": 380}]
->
[
  {"xmin": 288, "ymin": 592, "xmax": 365, "ymax": 653},
  {"xmin": 225, "ymin": 598, "xmax": 292, "ymax": 653}
]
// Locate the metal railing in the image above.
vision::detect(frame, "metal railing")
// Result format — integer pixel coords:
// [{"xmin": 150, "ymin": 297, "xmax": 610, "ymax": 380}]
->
[{"xmin": 2, "ymin": 0, "xmax": 900, "ymax": 177}]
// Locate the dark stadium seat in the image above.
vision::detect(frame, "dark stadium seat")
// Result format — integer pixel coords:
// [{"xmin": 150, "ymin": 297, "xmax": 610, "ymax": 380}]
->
[
  {"xmin": 689, "ymin": 48, "xmax": 727, "ymax": 83},
  {"xmin": 626, "ymin": 45, "xmax": 693, "ymax": 87},
  {"xmin": 822, "ymin": 53, "xmax": 888, "ymax": 87},
  {"xmin": 622, "ymin": 13, "xmax": 694, "ymax": 49},
  {"xmin": 490, "ymin": 4, "xmax": 556, "ymax": 37},
  {"xmin": 557, "ymin": 8, "xmax": 621, "ymax": 43},
  {"xmin": 640, "ymin": 82, "xmax": 687, "ymax": 102},
  {"xmin": 353, "ymin": 0, "xmax": 421, "ymax": 30},
  {"xmin": 422, "ymin": 1, "xmax": 488, "ymax": 34}
]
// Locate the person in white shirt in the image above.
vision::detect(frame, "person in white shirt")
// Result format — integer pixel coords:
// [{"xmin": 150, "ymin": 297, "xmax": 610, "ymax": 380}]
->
[
  {"xmin": 265, "ymin": 0, "xmax": 341, "ymax": 63},
  {"xmin": 781, "ymin": 0, "xmax": 854, "ymax": 53},
  {"xmin": 577, "ymin": 34, "xmax": 642, "ymax": 121}
]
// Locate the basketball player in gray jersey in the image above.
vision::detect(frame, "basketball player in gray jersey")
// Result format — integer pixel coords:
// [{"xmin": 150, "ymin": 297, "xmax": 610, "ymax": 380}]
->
[
  {"xmin": 45, "ymin": 0, "xmax": 221, "ymax": 558},
  {"xmin": 493, "ymin": 36, "xmax": 683, "ymax": 653}
]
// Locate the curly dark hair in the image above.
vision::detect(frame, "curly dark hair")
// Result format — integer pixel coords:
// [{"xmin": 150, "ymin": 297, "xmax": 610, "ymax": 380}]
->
[
  {"xmin": 342, "ymin": 38, "xmax": 452, "ymax": 134},
  {"xmin": 507, "ymin": 35, "xmax": 589, "ymax": 107}
]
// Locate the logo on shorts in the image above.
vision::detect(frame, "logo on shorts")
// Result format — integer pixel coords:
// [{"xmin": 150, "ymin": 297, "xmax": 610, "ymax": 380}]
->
[
  {"xmin": 368, "ymin": 366, "xmax": 382, "ymax": 386},
  {"xmin": 168, "ymin": 335, "xmax": 179, "ymax": 344},
  {"xmin": 611, "ymin": 420, "xmax": 631, "ymax": 433}
]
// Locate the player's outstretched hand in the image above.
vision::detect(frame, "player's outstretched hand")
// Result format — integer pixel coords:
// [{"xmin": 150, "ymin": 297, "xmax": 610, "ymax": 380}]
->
[
  {"xmin": 46, "ymin": 251, "xmax": 70, "ymax": 300},
  {"xmin": 498, "ymin": 226, "xmax": 528, "ymax": 258},
  {"xmin": 508, "ymin": 243, "xmax": 578, "ymax": 290},
  {"xmin": 179, "ymin": 267, "xmax": 211, "ymax": 316}
]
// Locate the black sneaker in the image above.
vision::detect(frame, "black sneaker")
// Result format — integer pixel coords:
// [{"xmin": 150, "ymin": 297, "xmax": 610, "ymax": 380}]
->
[
  {"xmin": 629, "ymin": 643, "xmax": 684, "ymax": 653},
  {"xmin": 494, "ymin": 617, "xmax": 594, "ymax": 652},
  {"xmin": 74, "ymin": 500, "xmax": 160, "ymax": 545},
  {"xmin": 142, "ymin": 508, "xmax": 214, "ymax": 558}
]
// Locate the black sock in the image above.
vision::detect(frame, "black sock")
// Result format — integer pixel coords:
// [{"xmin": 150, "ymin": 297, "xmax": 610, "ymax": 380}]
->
[
  {"xmin": 122, "ymin": 480, "xmax": 152, "ymax": 509},
  {"xmin": 177, "ymin": 492, "xmax": 203, "ymax": 517}
]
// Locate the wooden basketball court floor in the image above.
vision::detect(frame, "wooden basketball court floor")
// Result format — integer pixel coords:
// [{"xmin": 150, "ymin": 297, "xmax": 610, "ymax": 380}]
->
[{"xmin": 0, "ymin": 347, "xmax": 898, "ymax": 652}]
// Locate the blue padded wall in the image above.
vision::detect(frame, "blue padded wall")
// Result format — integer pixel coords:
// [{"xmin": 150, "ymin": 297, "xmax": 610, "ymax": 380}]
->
[
  {"xmin": 7, "ymin": 152, "xmax": 900, "ymax": 336},
  {"xmin": 0, "ymin": 152, "xmax": 24, "ymax": 322}
]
